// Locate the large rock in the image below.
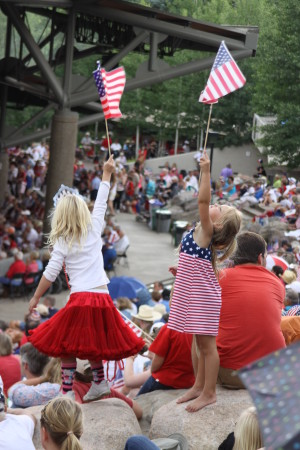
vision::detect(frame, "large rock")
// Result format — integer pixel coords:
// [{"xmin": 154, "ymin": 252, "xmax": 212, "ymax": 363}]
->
[
  {"xmin": 136, "ymin": 387, "xmax": 253, "ymax": 449},
  {"xmin": 29, "ymin": 398, "xmax": 142, "ymax": 450},
  {"xmin": 136, "ymin": 389, "xmax": 188, "ymax": 436}
]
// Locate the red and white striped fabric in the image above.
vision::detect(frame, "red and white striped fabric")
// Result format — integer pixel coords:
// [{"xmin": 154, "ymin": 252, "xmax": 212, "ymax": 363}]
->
[
  {"xmin": 93, "ymin": 63, "xmax": 126, "ymax": 119},
  {"xmin": 168, "ymin": 252, "xmax": 222, "ymax": 336},
  {"xmin": 119, "ymin": 312, "xmax": 143, "ymax": 338},
  {"xmin": 199, "ymin": 40, "xmax": 246, "ymax": 104}
]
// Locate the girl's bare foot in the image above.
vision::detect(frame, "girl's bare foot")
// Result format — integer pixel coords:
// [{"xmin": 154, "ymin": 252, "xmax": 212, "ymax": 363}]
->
[
  {"xmin": 185, "ymin": 393, "xmax": 216, "ymax": 412},
  {"xmin": 176, "ymin": 387, "xmax": 202, "ymax": 404}
]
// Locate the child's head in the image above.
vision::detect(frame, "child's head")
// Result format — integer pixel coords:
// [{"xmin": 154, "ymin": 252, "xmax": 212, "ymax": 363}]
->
[
  {"xmin": 40, "ymin": 397, "xmax": 83, "ymax": 450},
  {"xmin": 210, "ymin": 205, "xmax": 242, "ymax": 266},
  {"xmin": 271, "ymin": 265, "xmax": 284, "ymax": 278},
  {"xmin": 48, "ymin": 194, "xmax": 92, "ymax": 248},
  {"xmin": 233, "ymin": 406, "xmax": 263, "ymax": 450}
]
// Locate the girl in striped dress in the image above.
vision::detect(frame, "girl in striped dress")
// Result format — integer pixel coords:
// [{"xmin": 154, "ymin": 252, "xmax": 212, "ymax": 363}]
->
[{"xmin": 168, "ymin": 151, "xmax": 241, "ymax": 412}]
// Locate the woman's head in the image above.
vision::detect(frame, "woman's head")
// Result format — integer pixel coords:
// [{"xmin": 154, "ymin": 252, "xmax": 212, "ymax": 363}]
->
[
  {"xmin": 48, "ymin": 195, "xmax": 92, "ymax": 248},
  {"xmin": 0, "ymin": 333, "xmax": 13, "ymax": 356},
  {"xmin": 40, "ymin": 397, "xmax": 83, "ymax": 450},
  {"xmin": 233, "ymin": 406, "xmax": 263, "ymax": 450},
  {"xmin": 210, "ymin": 206, "xmax": 242, "ymax": 267}
]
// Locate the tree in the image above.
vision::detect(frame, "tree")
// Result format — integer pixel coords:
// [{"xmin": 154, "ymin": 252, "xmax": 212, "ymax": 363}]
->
[{"xmin": 253, "ymin": 0, "xmax": 300, "ymax": 168}]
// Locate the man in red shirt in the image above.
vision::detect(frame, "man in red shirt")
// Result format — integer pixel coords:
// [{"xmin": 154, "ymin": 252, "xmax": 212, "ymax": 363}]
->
[
  {"xmin": 0, "ymin": 251, "xmax": 26, "ymax": 297},
  {"xmin": 217, "ymin": 232, "xmax": 286, "ymax": 389},
  {"xmin": 137, "ymin": 324, "xmax": 195, "ymax": 395}
]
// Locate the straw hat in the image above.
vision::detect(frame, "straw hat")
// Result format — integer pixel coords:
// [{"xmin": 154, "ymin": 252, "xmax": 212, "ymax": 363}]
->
[
  {"xmin": 153, "ymin": 303, "xmax": 167, "ymax": 316},
  {"xmin": 282, "ymin": 270, "xmax": 297, "ymax": 285},
  {"xmin": 132, "ymin": 305, "xmax": 162, "ymax": 322}
]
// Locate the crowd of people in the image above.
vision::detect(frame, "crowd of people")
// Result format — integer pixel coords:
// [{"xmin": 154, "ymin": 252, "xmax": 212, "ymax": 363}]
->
[{"xmin": 0, "ymin": 136, "xmax": 299, "ymax": 448}]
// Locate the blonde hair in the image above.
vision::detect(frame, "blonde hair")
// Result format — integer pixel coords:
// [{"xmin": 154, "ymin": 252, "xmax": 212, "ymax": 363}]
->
[
  {"xmin": 211, "ymin": 208, "xmax": 242, "ymax": 273},
  {"xmin": 40, "ymin": 397, "xmax": 83, "ymax": 450},
  {"xmin": 116, "ymin": 297, "xmax": 133, "ymax": 311},
  {"xmin": 43, "ymin": 358, "xmax": 62, "ymax": 384},
  {"xmin": 47, "ymin": 195, "xmax": 92, "ymax": 248},
  {"xmin": 233, "ymin": 406, "xmax": 263, "ymax": 450},
  {"xmin": 0, "ymin": 333, "xmax": 13, "ymax": 356}
]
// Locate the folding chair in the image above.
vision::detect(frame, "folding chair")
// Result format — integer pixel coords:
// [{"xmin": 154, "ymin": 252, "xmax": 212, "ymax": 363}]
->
[
  {"xmin": 116, "ymin": 245, "xmax": 130, "ymax": 268},
  {"xmin": 10, "ymin": 273, "xmax": 25, "ymax": 298}
]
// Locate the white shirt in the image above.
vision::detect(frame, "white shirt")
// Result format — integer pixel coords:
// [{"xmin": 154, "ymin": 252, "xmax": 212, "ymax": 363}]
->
[
  {"xmin": 0, "ymin": 414, "xmax": 35, "ymax": 450},
  {"xmin": 111, "ymin": 142, "xmax": 122, "ymax": 152},
  {"xmin": 44, "ymin": 182, "xmax": 110, "ymax": 292},
  {"xmin": 114, "ymin": 235, "xmax": 130, "ymax": 255}
]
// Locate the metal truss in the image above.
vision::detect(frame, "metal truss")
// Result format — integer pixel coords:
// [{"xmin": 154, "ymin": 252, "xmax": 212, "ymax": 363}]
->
[{"xmin": 0, "ymin": 0, "xmax": 258, "ymax": 148}]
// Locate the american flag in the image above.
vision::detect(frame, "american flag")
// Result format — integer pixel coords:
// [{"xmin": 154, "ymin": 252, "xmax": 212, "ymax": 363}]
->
[
  {"xmin": 199, "ymin": 41, "xmax": 246, "ymax": 104},
  {"xmin": 119, "ymin": 311, "xmax": 143, "ymax": 338},
  {"xmin": 93, "ymin": 62, "xmax": 126, "ymax": 119}
]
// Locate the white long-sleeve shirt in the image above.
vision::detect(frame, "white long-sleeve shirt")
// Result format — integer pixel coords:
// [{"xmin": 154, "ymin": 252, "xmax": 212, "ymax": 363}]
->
[{"xmin": 43, "ymin": 181, "xmax": 110, "ymax": 293}]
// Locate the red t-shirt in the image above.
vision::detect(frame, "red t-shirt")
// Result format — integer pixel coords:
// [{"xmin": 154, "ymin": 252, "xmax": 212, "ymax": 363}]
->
[
  {"xmin": 217, "ymin": 265, "xmax": 286, "ymax": 370},
  {"xmin": 0, "ymin": 355, "xmax": 21, "ymax": 396},
  {"xmin": 149, "ymin": 324, "xmax": 194, "ymax": 389},
  {"xmin": 6, "ymin": 260, "xmax": 26, "ymax": 279}
]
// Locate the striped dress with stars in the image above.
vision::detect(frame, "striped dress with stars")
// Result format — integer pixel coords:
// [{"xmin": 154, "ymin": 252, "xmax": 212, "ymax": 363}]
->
[{"xmin": 168, "ymin": 228, "xmax": 222, "ymax": 336}]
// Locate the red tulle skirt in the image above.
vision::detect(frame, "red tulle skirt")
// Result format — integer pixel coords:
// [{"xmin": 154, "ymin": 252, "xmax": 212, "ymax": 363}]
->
[{"xmin": 28, "ymin": 292, "xmax": 145, "ymax": 361}]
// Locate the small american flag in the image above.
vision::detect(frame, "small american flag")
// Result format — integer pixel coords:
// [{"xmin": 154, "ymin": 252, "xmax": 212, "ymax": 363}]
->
[
  {"xmin": 199, "ymin": 41, "xmax": 246, "ymax": 104},
  {"xmin": 93, "ymin": 62, "xmax": 126, "ymax": 119},
  {"xmin": 120, "ymin": 312, "xmax": 143, "ymax": 338}
]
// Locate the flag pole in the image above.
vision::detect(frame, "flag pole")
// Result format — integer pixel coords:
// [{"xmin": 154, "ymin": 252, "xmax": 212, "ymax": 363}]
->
[
  {"xmin": 203, "ymin": 103, "xmax": 213, "ymax": 153},
  {"xmin": 105, "ymin": 119, "xmax": 111, "ymax": 157},
  {"xmin": 198, "ymin": 103, "xmax": 213, "ymax": 187}
]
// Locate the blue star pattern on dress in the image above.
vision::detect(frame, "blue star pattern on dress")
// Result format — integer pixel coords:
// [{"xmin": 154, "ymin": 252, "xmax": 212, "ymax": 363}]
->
[{"xmin": 180, "ymin": 228, "xmax": 212, "ymax": 260}]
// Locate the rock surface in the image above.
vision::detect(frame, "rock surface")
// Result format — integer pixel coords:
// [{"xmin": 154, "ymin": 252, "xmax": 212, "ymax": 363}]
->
[
  {"xmin": 29, "ymin": 398, "xmax": 142, "ymax": 450},
  {"xmin": 137, "ymin": 387, "xmax": 253, "ymax": 449}
]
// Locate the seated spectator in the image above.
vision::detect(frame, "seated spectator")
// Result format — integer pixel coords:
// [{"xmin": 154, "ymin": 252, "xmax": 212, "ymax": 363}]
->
[
  {"xmin": 223, "ymin": 176, "xmax": 237, "ymax": 199},
  {"xmin": 220, "ymin": 164, "xmax": 233, "ymax": 180},
  {"xmin": 282, "ymin": 269, "xmax": 297, "ymax": 286},
  {"xmin": 271, "ymin": 265, "xmax": 285, "ymax": 285},
  {"xmin": 19, "ymin": 310, "xmax": 42, "ymax": 348},
  {"xmin": 135, "ymin": 287, "xmax": 155, "ymax": 308},
  {"xmin": 132, "ymin": 305, "xmax": 162, "ymax": 336},
  {"xmin": 0, "ymin": 321, "xmax": 8, "ymax": 332},
  {"xmin": 282, "ymin": 289, "xmax": 299, "ymax": 314},
  {"xmin": 123, "ymin": 353, "xmax": 152, "ymax": 399},
  {"xmin": 24, "ymin": 251, "xmax": 39, "ymax": 286},
  {"xmin": 42, "ymin": 296, "xmax": 59, "ymax": 318},
  {"xmin": 280, "ymin": 316, "xmax": 300, "ymax": 346},
  {"xmin": 0, "ymin": 251, "xmax": 26, "ymax": 297},
  {"xmin": 40, "ymin": 397, "xmax": 83, "ymax": 450},
  {"xmin": 151, "ymin": 290, "xmax": 162, "ymax": 304},
  {"xmin": 286, "ymin": 279, "xmax": 300, "ymax": 294},
  {"xmin": 116, "ymin": 297, "xmax": 137, "ymax": 319},
  {"xmin": 36, "ymin": 304, "xmax": 50, "ymax": 322},
  {"xmin": 0, "ymin": 378, "xmax": 36, "ymax": 450},
  {"xmin": 0, "ymin": 333, "xmax": 21, "ymax": 396},
  {"xmin": 113, "ymin": 226, "xmax": 130, "ymax": 256},
  {"xmin": 137, "ymin": 323, "xmax": 194, "ymax": 396},
  {"xmin": 9, "ymin": 356, "xmax": 61, "ymax": 408},
  {"xmin": 218, "ymin": 406, "xmax": 263, "ymax": 450},
  {"xmin": 216, "ymin": 232, "xmax": 286, "ymax": 389}
]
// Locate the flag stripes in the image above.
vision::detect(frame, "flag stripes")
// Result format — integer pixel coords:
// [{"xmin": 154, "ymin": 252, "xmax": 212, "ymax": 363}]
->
[
  {"xmin": 199, "ymin": 41, "xmax": 246, "ymax": 104},
  {"xmin": 93, "ymin": 63, "xmax": 126, "ymax": 119}
]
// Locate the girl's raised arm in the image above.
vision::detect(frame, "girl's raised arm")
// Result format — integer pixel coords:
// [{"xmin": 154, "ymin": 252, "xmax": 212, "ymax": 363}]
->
[{"xmin": 197, "ymin": 152, "xmax": 213, "ymax": 241}]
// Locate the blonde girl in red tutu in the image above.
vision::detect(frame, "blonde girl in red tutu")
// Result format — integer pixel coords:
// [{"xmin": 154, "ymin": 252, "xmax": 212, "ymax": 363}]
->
[{"xmin": 28, "ymin": 155, "xmax": 144, "ymax": 401}]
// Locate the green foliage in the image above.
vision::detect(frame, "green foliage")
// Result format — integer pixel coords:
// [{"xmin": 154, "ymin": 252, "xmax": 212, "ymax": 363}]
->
[{"xmin": 253, "ymin": 0, "xmax": 300, "ymax": 167}]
